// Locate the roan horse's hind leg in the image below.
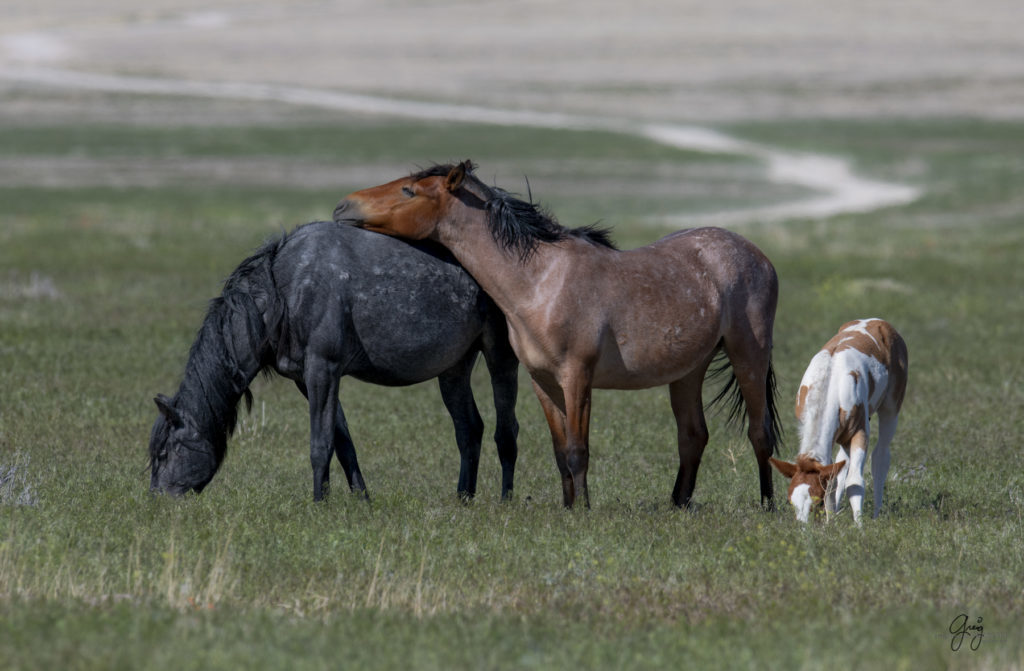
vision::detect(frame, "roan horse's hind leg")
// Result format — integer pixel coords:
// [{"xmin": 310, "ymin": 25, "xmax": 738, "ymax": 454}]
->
[
  {"xmin": 437, "ymin": 352, "xmax": 485, "ymax": 500},
  {"xmin": 729, "ymin": 357, "xmax": 777, "ymax": 511},
  {"xmin": 719, "ymin": 312, "xmax": 779, "ymax": 511},
  {"xmin": 669, "ymin": 372, "xmax": 710, "ymax": 508}
]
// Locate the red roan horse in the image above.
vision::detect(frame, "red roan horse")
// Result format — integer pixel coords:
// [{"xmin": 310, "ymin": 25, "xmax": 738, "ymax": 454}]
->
[{"xmin": 335, "ymin": 161, "xmax": 781, "ymax": 508}]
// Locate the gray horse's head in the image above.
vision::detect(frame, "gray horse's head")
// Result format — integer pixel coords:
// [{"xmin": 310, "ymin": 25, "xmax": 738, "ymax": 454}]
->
[{"xmin": 149, "ymin": 394, "xmax": 219, "ymax": 496}]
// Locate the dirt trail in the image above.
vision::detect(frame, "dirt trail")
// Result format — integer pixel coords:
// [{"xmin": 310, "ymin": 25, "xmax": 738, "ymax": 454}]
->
[
  {"xmin": 8, "ymin": 1, "xmax": 1018, "ymax": 221},
  {"xmin": 2, "ymin": 65, "xmax": 920, "ymax": 222}
]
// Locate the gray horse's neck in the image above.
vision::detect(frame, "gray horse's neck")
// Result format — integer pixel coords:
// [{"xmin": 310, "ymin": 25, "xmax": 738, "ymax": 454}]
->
[{"xmin": 176, "ymin": 292, "xmax": 267, "ymax": 454}]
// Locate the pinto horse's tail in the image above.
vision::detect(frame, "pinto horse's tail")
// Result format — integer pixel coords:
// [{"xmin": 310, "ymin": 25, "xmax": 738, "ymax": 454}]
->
[{"xmin": 705, "ymin": 349, "xmax": 783, "ymax": 455}]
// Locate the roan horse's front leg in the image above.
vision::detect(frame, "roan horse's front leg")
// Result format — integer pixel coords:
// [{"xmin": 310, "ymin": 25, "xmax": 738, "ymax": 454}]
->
[
  {"xmin": 531, "ymin": 376, "xmax": 592, "ymax": 508},
  {"xmin": 669, "ymin": 375, "xmax": 710, "ymax": 508},
  {"xmin": 530, "ymin": 380, "xmax": 571, "ymax": 504}
]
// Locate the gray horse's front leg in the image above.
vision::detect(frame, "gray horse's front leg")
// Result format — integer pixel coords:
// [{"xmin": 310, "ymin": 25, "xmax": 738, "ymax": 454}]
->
[
  {"xmin": 296, "ymin": 378, "xmax": 368, "ymax": 500},
  {"xmin": 303, "ymin": 360, "xmax": 341, "ymax": 502},
  {"xmin": 482, "ymin": 325, "xmax": 519, "ymax": 500},
  {"xmin": 438, "ymin": 352, "xmax": 484, "ymax": 500}
]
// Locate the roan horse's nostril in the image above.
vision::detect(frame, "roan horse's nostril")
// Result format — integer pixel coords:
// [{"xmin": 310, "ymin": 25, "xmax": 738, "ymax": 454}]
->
[{"xmin": 332, "ymin": 200, "xmax": 352, "ymax": 223}]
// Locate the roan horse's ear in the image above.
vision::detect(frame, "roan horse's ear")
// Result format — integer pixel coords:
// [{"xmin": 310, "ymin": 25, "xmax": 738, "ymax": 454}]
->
[
  {"xmin": 154, "ymin": 394, "xmax": 184, "ymax": 428},
  {"xmin": 769, "ymin": 457, "xmax": 798, "ymax": 479},
  {"xmin": 444, "ymin": 161, "xmax": 471, "ymax": 192}
]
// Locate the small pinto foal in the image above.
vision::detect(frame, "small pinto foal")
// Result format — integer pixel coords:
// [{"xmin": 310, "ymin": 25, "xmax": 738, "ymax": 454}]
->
[{"xmin": 771, "ymin": 319, "xmax": 908, "ymax": 523}]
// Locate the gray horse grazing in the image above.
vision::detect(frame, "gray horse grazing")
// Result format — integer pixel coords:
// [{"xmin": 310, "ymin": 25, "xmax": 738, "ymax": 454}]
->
[{"xmin": 148, "ymin": 221, "xmax": 519, "ymax": 501}]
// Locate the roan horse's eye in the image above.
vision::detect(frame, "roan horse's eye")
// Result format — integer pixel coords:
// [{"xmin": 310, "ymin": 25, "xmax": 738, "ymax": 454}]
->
[{"xmin": 401, "ymin": 186, "xmax": 415, "ymax": 198}]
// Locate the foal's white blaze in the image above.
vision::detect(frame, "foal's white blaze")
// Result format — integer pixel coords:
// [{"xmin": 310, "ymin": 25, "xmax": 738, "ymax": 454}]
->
[
  {"xmin": 790, "ymin": 483, "xmax": 813, "ymax": 522},
  {"xmin": 774, "ymin": 318, "xmax": 908, "ymax": 525}
]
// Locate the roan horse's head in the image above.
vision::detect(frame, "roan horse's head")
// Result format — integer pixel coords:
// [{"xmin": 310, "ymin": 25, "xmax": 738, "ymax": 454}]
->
[
  {"xmin": 334, "ymin": 161, "xmax": 473, "ymax": 241},
  {"xmin": 769, "ymin": 455, "xmax": 847, "ymax": 522},
  {"xmin": 149, "ymin": 394, "xmax": 220, "ymax": 496}
]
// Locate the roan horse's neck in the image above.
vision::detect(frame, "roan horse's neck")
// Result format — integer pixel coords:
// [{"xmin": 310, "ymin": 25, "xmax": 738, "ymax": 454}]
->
[{"xmin": 434, "ymin": 212, "xmax": 579, "ymax": 318}]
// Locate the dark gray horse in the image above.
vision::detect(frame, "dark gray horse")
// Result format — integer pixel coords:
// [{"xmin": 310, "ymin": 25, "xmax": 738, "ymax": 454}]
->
[{"xmin": 149, "ymin": 221, "xmax": 519, "ymax": 501}]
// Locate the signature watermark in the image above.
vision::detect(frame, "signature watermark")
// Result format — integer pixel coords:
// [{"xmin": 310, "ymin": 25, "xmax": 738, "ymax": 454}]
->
[{"xmin": 949, "ymin": 613, "xmax": 984, "ymax": 652}]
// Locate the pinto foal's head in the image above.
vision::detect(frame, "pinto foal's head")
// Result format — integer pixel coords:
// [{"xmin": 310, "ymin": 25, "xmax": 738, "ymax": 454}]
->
[{"xmin": 769, "ymin": 455, "xmax": 846, "ymax": 522}]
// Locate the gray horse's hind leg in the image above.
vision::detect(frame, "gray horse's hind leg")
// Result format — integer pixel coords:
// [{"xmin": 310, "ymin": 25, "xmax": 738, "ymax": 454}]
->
[
  {"xmin": 482, "ymin": 320, "xmax": 519, "ymax": 500},
  {"xmin": 331, "ymin": 399, "xmax": 367, "ymax": 497},
  {"xmin": 437, "ymin": 351, "xmax": 485, "ymax": 500}
]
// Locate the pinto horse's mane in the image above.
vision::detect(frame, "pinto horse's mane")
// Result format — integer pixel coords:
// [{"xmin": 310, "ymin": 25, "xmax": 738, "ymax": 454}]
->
[{"xmin": 413, "ymin": 163, "xmax": 617, "ymax": 262}]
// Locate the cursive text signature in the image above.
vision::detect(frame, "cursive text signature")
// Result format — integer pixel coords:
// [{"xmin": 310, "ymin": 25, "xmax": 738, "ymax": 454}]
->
[{"xmin": 949, "ymin": 613, "xmax": 984, "ymax": 652}]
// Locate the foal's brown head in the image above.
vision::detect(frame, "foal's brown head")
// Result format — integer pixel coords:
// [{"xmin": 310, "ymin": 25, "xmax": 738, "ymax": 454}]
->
[
  {"xmin": 334, "ymin": 161, "xmax": 473, "ymax": 241},
  {"xmin": 769, "ymin": 455, "xmax": 846, "ymax": 522}
]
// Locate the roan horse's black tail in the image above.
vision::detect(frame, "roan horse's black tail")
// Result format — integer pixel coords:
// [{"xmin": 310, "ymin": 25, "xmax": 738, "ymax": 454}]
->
[{"xmin": 704, "ymin": 349, "xmax": 783, "ymax": 455}]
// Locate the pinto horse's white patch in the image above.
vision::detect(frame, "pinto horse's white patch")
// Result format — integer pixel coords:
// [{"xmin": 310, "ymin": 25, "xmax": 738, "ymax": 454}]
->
[{"xmin": 790, "ymin": 483, "xmax": 813, "ymax": 522}]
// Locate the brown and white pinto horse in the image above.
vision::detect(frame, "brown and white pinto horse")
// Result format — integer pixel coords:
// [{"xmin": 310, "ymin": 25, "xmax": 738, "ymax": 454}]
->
[
  {"xmin": 771, "ymin": 318, "xmax": 908, "ymax": 524},
  {"xmin": 335, "ymin": 161, "xmax": 782, "ymax": 509}
]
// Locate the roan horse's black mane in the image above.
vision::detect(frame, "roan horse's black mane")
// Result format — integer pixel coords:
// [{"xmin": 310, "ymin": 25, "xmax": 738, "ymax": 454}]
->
[{"xmin": 412, "ymin": 163, "xmax": 617, "ymax": 262}]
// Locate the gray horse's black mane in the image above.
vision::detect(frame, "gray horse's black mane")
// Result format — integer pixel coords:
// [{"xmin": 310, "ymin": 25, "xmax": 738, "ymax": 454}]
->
[
  {"xmin": 413, "ymin": 163, "xmax": 617, "ymax": 262},
  {"xmin": 154, "ymin": 233, "xmax": 285, "ymax": 463}
]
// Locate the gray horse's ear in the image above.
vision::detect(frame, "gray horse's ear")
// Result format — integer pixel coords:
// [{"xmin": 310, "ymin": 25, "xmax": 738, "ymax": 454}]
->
[
  {"xmin": 445, "ymin": 161, "xmax": 469, "ymax": 192},
  {"xmin": 154, "ymin": 394, "xmax": 183, "ymax": 428}
]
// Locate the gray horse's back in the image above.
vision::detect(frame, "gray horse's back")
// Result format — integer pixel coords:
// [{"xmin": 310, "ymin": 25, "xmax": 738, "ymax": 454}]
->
[{"xmin": 270, "ymin": 222, "xmax": 492, "ymax": 385}]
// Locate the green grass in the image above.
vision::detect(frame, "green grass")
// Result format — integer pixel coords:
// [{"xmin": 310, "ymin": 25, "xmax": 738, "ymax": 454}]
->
[{"xmin": 2, "ymin": 100, "xmax": 1023, "ymax": 669}]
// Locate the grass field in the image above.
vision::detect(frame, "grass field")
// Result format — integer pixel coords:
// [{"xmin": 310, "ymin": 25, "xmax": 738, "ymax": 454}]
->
[{"xmin": 2, "ymin": 95, "xmax": 1023, "ymax": 669}]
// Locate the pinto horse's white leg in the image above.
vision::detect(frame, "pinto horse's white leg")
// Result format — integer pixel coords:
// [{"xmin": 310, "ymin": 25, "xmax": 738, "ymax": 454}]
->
[
  {"xmin": 844, "ymin": 428, "xmax": 870, "ymax": 526},
  {"xmin": 871, "ymin": 411, "xmax": 898, "ymax": 519},
  {"xmin": 829, "ymin": 446, "xmax": 850, "ymax": 515}
]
